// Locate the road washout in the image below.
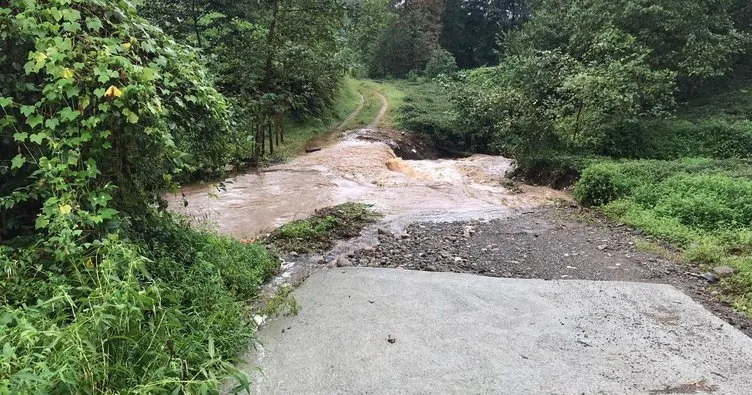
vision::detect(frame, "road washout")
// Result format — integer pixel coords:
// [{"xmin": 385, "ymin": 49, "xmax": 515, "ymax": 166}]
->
[
  {"xmin": 166, "ymin": 88, "xmax": 569, "ymax": 294},
  {"xmin": 167, "ymin": 125, "xmax": 567, "ymax": 239}
]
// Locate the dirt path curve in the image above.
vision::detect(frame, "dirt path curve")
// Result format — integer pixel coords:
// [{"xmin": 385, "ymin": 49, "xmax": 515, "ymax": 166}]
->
[
  {"xmin": 335, "ymin": 93, "xmax": 365, "ymax": 131},
  {"xmin": 367, "ymin": 92, "xmax": 388, "ymax": 129}
]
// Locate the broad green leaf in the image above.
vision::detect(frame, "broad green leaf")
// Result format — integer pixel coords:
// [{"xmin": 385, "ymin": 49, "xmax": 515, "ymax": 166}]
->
[
  {"xmin": 45, "ymin": 118, "xmax": 60, "ymax": 130},
  {"xmin": 59, "ymin": 107, "xmax": 80, "ymax": 122},
  {"xmin": 124, "ymin": 109, "xmax": 139, "ymax": 124},
  {"xmin": 35, "ymin": 216, "xmax": 50, "ymax": 229},
  {"xmin": 79, "ymin": 95, "xmax": 91, "ymax": 110},
  {"xmin": 85, "ymin": 17, "xmax": 103, "ymax": 31},
  {"xmin": 30, "ymin": 133, "xmax": 46, "ymax": 144},
  {"xmin": 59, "ymin": 204, "xmax": 72, "ymax": 215},
  {"xmin": 20, "ymin": 105, "xmax": 35, "ymax": 116},
  {"xmin": 63, "ymin": 22, "xmax": 82, "ymax": 33},
  {"xmin": 11, "ymin": 155, "xmax": 25, "ymax": 170},
  {"xmin": 0, "ymin": 97, "xmax": 11, "ymax": 108},
  {"xmin": 13, "ymin": 132, "xmax": 28, "ymax": 142},
  {"xmin": 61, "ymin": 8, "xmax": 81, "ymax": 22},
  {"xmin": 27, "ymin": 114, "xmax": 43, "ymax": 129}
]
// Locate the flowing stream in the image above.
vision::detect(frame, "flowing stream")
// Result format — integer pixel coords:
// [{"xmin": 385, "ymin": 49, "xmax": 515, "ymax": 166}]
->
[{"xmin": 166, "ymin": 128, "xmax": 569, "ymax": 239}]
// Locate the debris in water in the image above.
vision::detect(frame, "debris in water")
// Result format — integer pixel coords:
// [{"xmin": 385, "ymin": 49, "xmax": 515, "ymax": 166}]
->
[{"xmin": 387, "ymin": 335, "xmax": 396, "ymax": 344}]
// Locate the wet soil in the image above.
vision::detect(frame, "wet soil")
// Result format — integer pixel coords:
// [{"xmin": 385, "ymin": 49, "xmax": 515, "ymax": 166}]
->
[{"xmin": 350, "ymin": 205, "xmax": 752, "ymax": 337}]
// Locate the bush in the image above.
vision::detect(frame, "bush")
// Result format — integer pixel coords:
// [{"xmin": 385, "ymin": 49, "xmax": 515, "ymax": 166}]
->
[
  {"xmin": 574, "ymin": 163, "xmax": 632, "ymax": 206},
  {"xmin": 576, "ymin": 159, "xmax": 752, "ymax": 248},
  {"xmin": 0, "ymin": 1, "xmax": 276, "ymax": 392},
  {"xmin": 424, "ymin": 47, "xmax": 458, "ymax": 78}
]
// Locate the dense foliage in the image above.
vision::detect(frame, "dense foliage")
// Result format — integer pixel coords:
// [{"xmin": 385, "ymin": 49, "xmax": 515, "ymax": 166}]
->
[
  {"xmin": 141, "ymin": 0, "xmax": 353, "ymax": 164},
  {"xmin": 406, "ymin": 0, "xmax": 752, "ymax": 162},
  {"xmin": 574, "ymin": 159, "xmax": 752, "ymax": 312},
  {"xmin": 0, "ymin": 0, "xmax": 277, "ymax": 392},
  {"xmin": 441, "ymin": 0, "xmax": 528, "ymax": 68}
]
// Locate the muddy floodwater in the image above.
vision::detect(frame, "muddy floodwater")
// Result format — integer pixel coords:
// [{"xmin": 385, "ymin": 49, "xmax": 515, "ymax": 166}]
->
[{"xmin": 166, "ymin": 129, "xmax": 569, "ymax": 238}]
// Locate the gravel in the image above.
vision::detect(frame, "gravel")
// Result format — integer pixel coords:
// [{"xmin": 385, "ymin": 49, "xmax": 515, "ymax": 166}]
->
[{"xmin": 350, "ymin": 206, "xmax": 752, "ymax": 337}]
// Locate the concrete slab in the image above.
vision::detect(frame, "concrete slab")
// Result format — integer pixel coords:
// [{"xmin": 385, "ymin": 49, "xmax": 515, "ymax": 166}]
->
[{"xmin": 237, "ymin": 268, "xmax": 752, "ymax": 394}]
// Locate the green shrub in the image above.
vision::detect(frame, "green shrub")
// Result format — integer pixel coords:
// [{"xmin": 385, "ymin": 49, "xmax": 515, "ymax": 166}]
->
[
  {"xmin": 574, "ymin": 163, "xmax": 633, "ymax": 206},
  {"xmin": 423, "ymin": 47, "xmax": 458, "ymax": 78},
  {"xmin": 0, "ymin": 1, "xmax": 276, "ymax": 392},
  {"xmin": 578, "ymin": 159, "xmax": 752, "ymax": 244}
]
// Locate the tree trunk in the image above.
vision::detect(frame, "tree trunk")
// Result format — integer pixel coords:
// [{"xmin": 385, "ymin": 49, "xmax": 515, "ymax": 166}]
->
[
  {"xmin": 255, "ymin": 122, "xmax": 263, "ymax": 159},
  {"xmin": 191, "ymin": 0, "xmax": 203, "ymax": 47},
  {"xmin": 260, "ymin": 119, "xmax": 265, "ymax": 154},
  {"xmin": 268, "ymin": 122, "xmax": 274, "ymax": 155},
  {"xmin": 260, "ymin": 0, "xmax": 280, "ymax": 94},
  {"xmin": 276, "ymin": 111, "xmax": 284, "ymax": 144}
]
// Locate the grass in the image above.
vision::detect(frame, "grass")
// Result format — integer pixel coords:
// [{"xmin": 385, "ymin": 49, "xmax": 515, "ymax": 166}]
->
[
  {"xmin": 574, "ymin": 159, "xmax": 752, "ymax": 314},
  {"xmin": 633, "ymin": 238, "xmax": 682, "ymax": 261},
  {"xmin": 267, "ymin": 203, "xmax": 381, "ymax": 253},
  {"xmin": 267, "ymin": 77, "xmax": 363, "ymax": 161},
  {"xmin": 2, "ymin": 215, "xmax": 280, "ymax": 393},
  {"xmin": 356, "ymin": 79, "xmax": 407, "ymax": 128}
]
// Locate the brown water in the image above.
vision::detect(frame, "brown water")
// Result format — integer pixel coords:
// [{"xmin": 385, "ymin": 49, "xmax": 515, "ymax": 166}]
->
[{"xmin": 166, "ymin": 129, "xmax": 569, "ymax": 239}]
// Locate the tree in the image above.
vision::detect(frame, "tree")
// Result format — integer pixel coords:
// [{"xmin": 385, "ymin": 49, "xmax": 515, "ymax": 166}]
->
[
  {"xmin": 368, "ymin": 2, "xmax": 442, "ymax": 77},
  {"xmin": 142, "ymin": 0, "xmax": 350, "ymax": 159},
  {"xmin": 441, "ymin": 0, "xmax": 529, "ymax": 68},
  {"xmin": 509, "ymin": 0, "xmax": 748, "ymax": 92},
  {"xmin": 424, "ymin": 47, "xmax": 459, "ymax": 77}
]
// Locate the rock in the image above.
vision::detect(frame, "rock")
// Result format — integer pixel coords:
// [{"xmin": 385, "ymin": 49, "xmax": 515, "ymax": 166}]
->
[
  {"xmin": 336, "ymin": 255, "xmax": 352, "ymax": 267},
  {"xmin": 424, "ymin": 265, "xmax": 438, "ymax": 272},
  {"xmin": 700, "ymin": 272, "xmax": 720, "ymax": 284},
  {"xmin": 597, "ymin": 244, "xmax": 608, "ymax": 251},
  {"xmin": 713, "ymin": 266, "xmax": 735, "ymax": 278},
  {"xmin": 446, "ymin": 236, "xmax": 458, "ymax": 242},
  {"xmin": 377, "ymin": 228, "xmax": 393, "ymax": 237},
  {"xmin": 453, "ymin": 257, "xmax": 463, "ymax": 263},
  {"xmin": 289, "ymin": 251, "xmax": 299, "ymax": 257},
  {"xmin": 401, "ymin": 233, "xmax": 410, "ymax": 239},
  {"xmin": 363, "ymin": 246, "xmax": 376, "ymax": 252},
  {"xmin": 253, "ymin": 315, "xmax": 267, "ymax": 326}
]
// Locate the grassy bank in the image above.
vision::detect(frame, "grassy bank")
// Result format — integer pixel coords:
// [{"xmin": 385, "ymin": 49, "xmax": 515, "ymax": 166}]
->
[
  {"xmin": 267, "ymin": 203, "xmax": 380, "ymax": 253},
  {"xmin": 575, "ymin": 159, "xmax": 752, "ymax": 313},
  {"xmin": 268, "ymin": 77, "xmax": 363, "ymax": 161}
]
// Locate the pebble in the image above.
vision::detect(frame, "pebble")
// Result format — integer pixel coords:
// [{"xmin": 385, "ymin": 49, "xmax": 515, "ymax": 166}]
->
[
  {"xmin": 597, "ymin": 244, "xmax": 608, "ymax": 251},
  {"xmin": 701, "ymin": 272, "xmax": 720, "ymax": 283},
  {"xmin": 713, "ymin": 266, "xmax": 735, "ymax": 278},
  {"xmin": 336, "ymin": 255, "xmax": 352, "ymax": 267},
  {"xmin": 377, "ymin": 228, "xmax": 392, "ymax": 236},
  {"xmin": 424, "ymin": 265, "xmax": 438, "ymax": 272}
]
